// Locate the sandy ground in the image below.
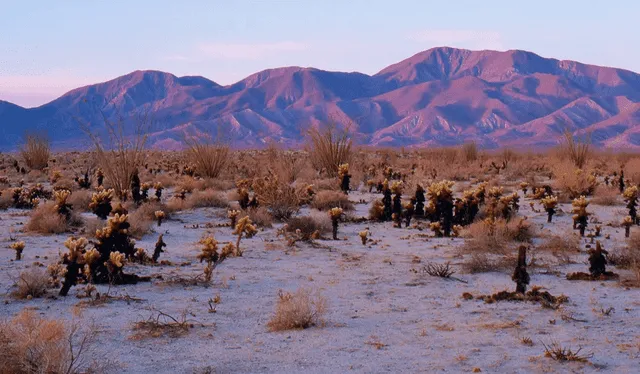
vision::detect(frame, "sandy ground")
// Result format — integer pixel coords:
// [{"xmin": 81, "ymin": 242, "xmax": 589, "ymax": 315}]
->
[{"xmin": 1, "ymin": 191, "xmax": 639, "ymax": 373}]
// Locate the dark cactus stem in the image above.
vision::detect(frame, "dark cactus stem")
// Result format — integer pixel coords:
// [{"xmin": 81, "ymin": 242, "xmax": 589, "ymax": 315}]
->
[
  {"xmin": 59, "ymin": 260, "xmax": 81, "ymax": 296},
  {"xmin": 415, "ymin": 186, "xmax": 425, "ymax": 218},
  {"xmin": 546, "ymin": 208, "xmax": 554, "ymax": 223},
  {"xmin": 512, "ymin": 246, "xmax": 530, "ymax": 294},
  {"xmin": 131, "ymin": 170, "xmax": 142, "ymax": 205},
  {"xmin": 152, "ymin": 234, "xmax": 167, "ymax": 263},
  {"xmin": 619, "ymin": 171, "xmax": 625, "ymax": 194},
  {"xmin": 588, "ymin": 242, "xmax": 607, "ymax": 277},
  {"xmin": 440, "ymin": 200, "xmax": 454, "ymax": 237},
  {"xmin": 625, "ymin": 226, "xmax": 631, "ymax": 238},
  {"xmin": 340, "ymin": 174, "xmax": 351, "ymax": 195},
  {"xmin": 392, "ymin": 194, "xmax": 402, "ymax": 219},
  {"xmin": 578, "ymin": 218, "xmax": 587, "ymax": 237},
  {"xmin": 15, "ymin": 249, "xmax": 22, "ymax": 261},
  {"xmin": 382, "ymin": 188, "xmax": 392, "ymax": 221},
  {"xmin": 155, "ymin": 188, "xmax": 163, "ymax": 202},
  {"xmin": 332, "ymin": 219, "xmax": 339, "ymax": 240},
  {"xmin": 97, "ymin": 174, "xmax": 104, "ymax": 187}
]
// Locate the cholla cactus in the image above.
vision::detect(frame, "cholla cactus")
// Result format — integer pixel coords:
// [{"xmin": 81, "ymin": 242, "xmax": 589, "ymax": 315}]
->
[
  {"xmin": 512, "ymin": 246, "xmax": 530, "ymax": 293},
  {"xmin": 623, "ymin": 186, "xmax": 638, "ymax": 225},
  {"xmin": 588, "ymin": 241, "xmax": 608, "ymax": 277},
  {"xmin": 155, "ymin": 210, "xmax": 166, "ymax": 227},
  {"xmin": 153, "ymin": 234, "xmax": 167, "ymax": 262},
  {"xmin": 338, "ymin": 163, "xmax": 351, "ymax": 194},
  {"xmin": 141, "ymin": 182, "xmax": 151, "ymax": 201},
  {"xmin": 382, "ymin": 179, "xmax": 392, "ymax": 221},
  {"xmin": 427, "ymin": 180, "xmax": 455, "ymax": 237},
  {"xmin": 455, "ymin": 189, "xmax": 479, "ymax": 226},
  {"xmin": 233, "ymin": 216, "xmax": 257, "ymax": 256},
  {"xmin": 486, "ymin": 186, "xmax": 504, "ymax": 219},
  {"xmin": 50, "ymin": 170, "xmax": 63, "ymax": 184},
  {"xmin": 10, "ymin": 241, "xmax": 25, "ymax": 260},
  {"xmin": 451, "ymin": 224, "xmax": 463, "ymax": 237},
  {"xmin": 89, "ymin": 189, "xmax": 114, "ymax": 219},
  {"xmin": 498, "ymin": 192, "xmax": 519, "ymax": 221},
  {"xmin": 105, "ymin": 251, "xmax": 125, "ymax": 274},
  {"xmin": 473, "ymin": 182, "xmax": 488, "ymax": 205},
  {"xmin": 414, "ymin": 184, "xmax": 426, "ymax": 218},
  {"xmin": 198, "ymin": 236, "xmax": 220, "ymax": 283},
  {"xmin": 95, "ymin": 168, "xmax": 104, "ymax": 187},
  {"xmin": 367, "ymin": 180, "xmax": 377, "ymax": 193},
  {"xmin": 95, "ymin": 214, "xmax": 137, "ymax": 261},
  {"xmin": 130, "ymin": 170, "xmax": 142, "ymax": 204},
  {"xmin": 520, "ymin": 182, "xmax": 529, "ymax": 195},
  {"xmin": 430, "ymin": 222, "xmax": 443, "ymax": 237},
  {"xmin": 541, "ymin": 195, "xmax": 558, "ymax": 223},
  {"xmin": 359, "ymin": 229, "xmax": 369, "ymax": 245},
  {"xmin": 404, "ymin": 200, "xmax": 415, "ymax": 227},
  {"xmin": 53, "ymin": 189, "xmax": 73, "ymax": 220},
  {"xmin": 623, "ymin": 216, "xmax": 633, "ymax": 238},
  {"xmin": 154, "ymin": 182, "xmax": 163, "ymax": 201},
  {"xmin": 571, "ymin": 196, "xmax": 590, "ymax": 236},
  {"xmin": 329, "ymin": 207, "xmax": 344, "ymax": 240},
  {"xmin": 228, "ymin": 210, "xmax": 240, "ymax": 228},
  {"xmin": 619, "ymin": 169, "xmax": 625, "ymax": 194},
  {"xmin": 59, "ymin": 236, "xmax": 90, "ymax": 296},
  {"xmin": 391, "ymin": 181, "xmax": 403, "ymax": 228}
]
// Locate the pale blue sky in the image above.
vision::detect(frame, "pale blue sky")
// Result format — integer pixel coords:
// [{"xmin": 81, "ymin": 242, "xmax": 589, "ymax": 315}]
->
[{"xmin": 1, "ymin": 0, "xmax": 638, "ymax": 107}]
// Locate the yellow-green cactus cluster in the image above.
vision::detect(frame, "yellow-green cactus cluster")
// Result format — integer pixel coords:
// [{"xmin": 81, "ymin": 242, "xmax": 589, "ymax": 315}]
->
[
  {"xmin": 95, "ymin": 213, "xmax": 130, "ymax": 240},
  {"xmin": 390, "ymin": 181, "xmax": 403, "ymax": 195},
  {"xmin": 571, "ymin": 195, "xmax": 590, "ymax": 218},
  {"xmin": 328, "ymin": 207, "xmax": 344, "ymax": 220},
  {"xmin": 63, "ymin": 236, "xmax": 89, "ymax": 262},
  {"xmin": 89, "ymin": 189, "xmax": 114, "ymax": 209},
  {"xmin": 198, "ymin": 236, "xmax": 219, "ymax": 263},
  {"xmin": 427, "ymin": 180, "xmax": 455, "ymax": 202},
  {"xmin": 541, "ymin": 195, "xmax": 558, "ymax": 210},
  {"xmin": 623, "ymin": 185, "xmax": 638, "ymax": 201},
  {"xmin": 338, "ymin": 163, "xmax": 350, "ymax": 178},
  {"xmin": 233, "ymin": 216, "xmax": 258, "ymax": 238}
]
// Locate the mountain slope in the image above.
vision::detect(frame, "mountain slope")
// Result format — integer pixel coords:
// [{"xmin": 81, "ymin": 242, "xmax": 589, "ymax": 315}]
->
[{"xmin": 1, "ymin": 47, "xmax": 640, "ymax": 150}]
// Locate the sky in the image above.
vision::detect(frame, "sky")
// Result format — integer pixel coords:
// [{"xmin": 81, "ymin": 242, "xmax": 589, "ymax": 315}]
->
[{"xmin": 1, "ymin": 0, "xmax": 638, "ymax": 107}]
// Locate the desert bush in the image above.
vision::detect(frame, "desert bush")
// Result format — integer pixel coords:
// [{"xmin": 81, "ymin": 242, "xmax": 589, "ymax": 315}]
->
[
  {"xmin": 0, "ymin": 310, "xmax": 99, "ymax": 374},
  {"xmin": 252, "ymin": 174, "xmax": 300, "ymax": 220},
  {"xmin": 267, "ymin": 287, "xmax": 327, "ymax": 331},
  {"xmin": 241, "ymin": 207, "xmax": 273, "ymax": 228},
  {"xmin": 184, "ymin": 189, "xmax": 229, "ymax": 209},
  {"xmin": 20, "ymin": 133, "xmax": 50, "ymax": 171},
  {"xmin": 307, "ymin": 123, "xmax": 353, "ymax": 177},
  {"xmin": 555, "ymin": 166, "xmax": 597, "ymax": 199},
  {"xmin": 462, "ymin": 253, "xmax": 509, "ymax": 273},
  {"xmin": 12, "ymin": 269, "xmax": 49, "ymax": 299},
  {"xmin": 127, "ymin": 206, "xmax": 154, "ymax": 239},
  {"xmin": 537, "ymin": 235, "xmax": 581, "ymax": 254},
  {"xmin": 310, "ymin": 190, "xmax": 354, "ymax": 211},
  {"xmin": 0, "ymin": 189, "xmax": 13, "ymax": 210},
  {"xmin": 184, "ymin": 138, "xmax": 229, "ymax": 178},
  {"xmin": 68, "ymin": 190, "xmax": 92, "ymax": 212},
  {"xmin": 286, "ymin": 214, "xmax": 331, "ymax": 241},
  {"xmin": 591, "ymin": 186, "xmax": 619, "ymax": 206},
  {"xmin": 25, "ymin": 201, "xmax": 71, "ymax": 234},
  {"xmin": 461, "ymin": 141, "xmax": 478, "ymax": 162}
]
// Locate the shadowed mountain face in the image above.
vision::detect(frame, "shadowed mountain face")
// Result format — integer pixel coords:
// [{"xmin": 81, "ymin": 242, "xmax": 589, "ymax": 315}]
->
[{"xmin": 2, "ymin": 47, "xmax": 640, "ymax": 150}]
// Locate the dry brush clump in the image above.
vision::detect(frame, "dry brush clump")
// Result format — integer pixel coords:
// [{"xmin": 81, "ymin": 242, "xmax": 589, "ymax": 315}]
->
[
  {"xmin": 11, "ymin": 269, "xmax": 49, "ymax": 299},
  {"xmin": 267, "ymin": 287, "xmax": 327, "ymax": 331},
  {"xmin": 0, "ymin": 310, "xmax": 100, "ymax": 374},
  {"xmin": 184, "ymin": 137, "xmax": 229, "ymax": 178},
  {"xmin": 252, "ymin": 174, "xmax": 300, "ymax": 220},
  {"xmin": 20, "ymin": 133, "xmax": 50, "ymax": 171},
  {"xmin": 26, "ymin": 190, "xmax": 82, "ymax": 234},
  {"xmin": 311, "ymin": 190, "xmax": 354, "ymax": 211}
]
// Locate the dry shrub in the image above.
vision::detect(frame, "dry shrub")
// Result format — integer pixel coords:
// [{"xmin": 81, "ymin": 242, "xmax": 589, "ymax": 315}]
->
[
  {"xmin": 462, "ymin": 253, "xmax": 510, "ymax": 273},
  {"xmin": 12, "ymin": 269, "xmax": 48, "ymax": 299},
  {"xmin": 25, "ymin": 202, "xmax": 70, "ymax": 234},
  {"xmin": 0, "ymin": 190, "xmax": 11, "ymax": 210},
  {"xmin": 553, "ymin": 163, "xmax": 597, "ymax": 199},
  {"xmin": 310, "ymin": 190, "xmax": 354, "ymax": 211},
  {"xmin": 20, "ymin": 133, "xmax": 50, "ymax": 171},
  {"xmin": 267, "ymin": 287, "xmax": 327, "ymax": 331},
  {"xmin": 82, "ymin": 217, "xmax": 103, "ymax": 238},
  {"xmin": 561, "ymin": 129, "xmax": 590, "ymax": 169},
  {"xmin": 309, "ymin": 178, "xmax": 339, "ymax": 191},
  {"xmin": 127, "ymin": 205, "xmax": 155, "ymax": 239},
  {"xmin": 68, "ymin": 190, "xmax": 92, "ymax": 212},
  {"xmin": 0, "ymin": 310, "xmax": 99, "ymax": 374},
  {"xmin": 286, "ymin": 213, "xmax": 331, "ymax": 240},
  {"xmin": 242, "ymin": 207, "xmax": 273, "ymax": 228},
  {"xmin": 538, "ymin": 235, "xmax": 581, "ymax": 254},
  {"xmin": 184, "ymin": 138, "xmax": 229, "ymax": 178},
  {"xmin": 462, "ymin": 141, "xmax": 479, "ymax": 162},
  {"xmin": 591, "ymin": 186, "xmax": 619, "ymax": 206},
  {"xmin": 610, "ymin": 232, "xmax": 640, "ymax": 269},
  {"xmin": 500, "ymin": 218, "xmax": 535, "ymax": 243},
  {"xmin": 252, "ymin": 176, "xmax": 300, "ymax": 220},
  {"xmin": 184, "ymin": 189, "xmax": 229, "ymax": 209},
  {"xmin": 307, "ymin": 123, "xmax": 353, "ymax": 177}
]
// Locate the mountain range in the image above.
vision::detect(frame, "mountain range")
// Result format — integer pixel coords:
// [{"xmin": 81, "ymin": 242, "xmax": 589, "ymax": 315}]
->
[{"xmin": 2, "ymin": 46, "xmax": 640, "ymax": 150}]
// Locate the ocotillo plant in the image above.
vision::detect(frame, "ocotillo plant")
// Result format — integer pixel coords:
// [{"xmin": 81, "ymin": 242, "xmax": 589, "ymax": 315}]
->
[
  {"xmin": 391, "ymin": 181, "xmax": 403, "ymax": 228},
  {"xmin": 588, "ymin": 241, "xmax": 608, "ymax": 277},
  {"xmin": 541, "ymin": 195, "xmax": 558, "ymax": 223},
  {"xmin": 623, "ymin": 185, "xmax": 638, "ymax": 225},
  {"xmin": 512, "ymin": 246, "xmax": 530, "ymax": 294},
  {"xmin": 232, "ymin": 216, "xmax": 257, "ymax": 256},
  {"xmin": 154, "ymin": 182, "xmax": 163, "ymax": 201},
  {"xmin": 154, "ymin": 210, "xmax": 166, "ymax": 227},
  {"xmin": 414, "ymin": 184, "xmax": 426, "ymax": 218},
  {"xmin": 329, "ymin": 207, "xmax": 344, "ymax": 240},
  {"xmin": 10, "ymin": 241, "xmax": 25, "ymax": 260},
  {"xmin": 571, "ymin": 196, "xmax": 590, "ymax": 236},
  {"xmin": 89, "ymin": 189, "xmax": 114, "ymax": 219},
  {"xmin": 152, "ymin": 234, "xmax": 166, "ymax": 262},
  {"xmin": 338, "ymin": 163, "xmax": 351, "ymax": 195},
  {"xmin": 623, "ymin": 215, "xmax": 633, "ymax": 238}
]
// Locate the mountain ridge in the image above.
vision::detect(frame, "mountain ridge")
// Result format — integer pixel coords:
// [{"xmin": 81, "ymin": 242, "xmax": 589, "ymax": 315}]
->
[{"xmin": 2, "ymin": 46, "xmax": 640, "ymax": 150}]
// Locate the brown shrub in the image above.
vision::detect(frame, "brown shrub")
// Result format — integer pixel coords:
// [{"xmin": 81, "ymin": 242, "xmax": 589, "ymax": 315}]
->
[
  {"xmin": 0, "ymin": 310, "xmax": 99, "ymax": 374},
  {"xmin": 253, "ymin": 176, "xmax": 300, "ymax": 220},
  {"xmin": 267, "ymin": 287, "xmax": 327, "ymax": 331},
  {"xmin": 242, "ymin": 207, "xmax": 273, "ymax": 228},
  {"xmin": 184, "ymin": 189, "xmax": 229, "ymax": 209},
  {"xmin": 184, "ymin": 139, "xmax": 229, "ymax": 178},
  {"xmin": 0, "ymin": 190, "xmax": 11, "ymax": 210},
  {"xmin": 462, "ymin": 253, "xmax": 511, "ymax": 273},
  {"xmin": 68, "ymin": 190, "xmax": 92, "ymax": 212},
  {"xmin": 591, "ymin": 187, "xmax": 619, "ymax": 206},
  {"xmin": 25, "ymin": 202, "xmax": 70, "ymax": 234},
  {"xmin": 311, "ymin": 190, "xmax": 354, "ymax": 211},
  {"xmin": 127, "ymin": 205, "xmax": 155, "ymax": 239},
  {"xmin": 12, "ymin": 269, "xmax": 49, "ymax": 299},
  {"xmin": 286, "ymin": 213, "xmax": 331, "ymax": 240},
  {"xmin": 20, "ymin": 133, "xmax": 50, "ymax": 171}
]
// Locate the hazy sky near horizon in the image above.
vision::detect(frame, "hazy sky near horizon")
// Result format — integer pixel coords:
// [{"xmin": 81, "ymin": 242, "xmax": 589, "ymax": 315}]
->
[{"xmin": 1, "ymin": 0, "xmax": 638, "ymax": 107}]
